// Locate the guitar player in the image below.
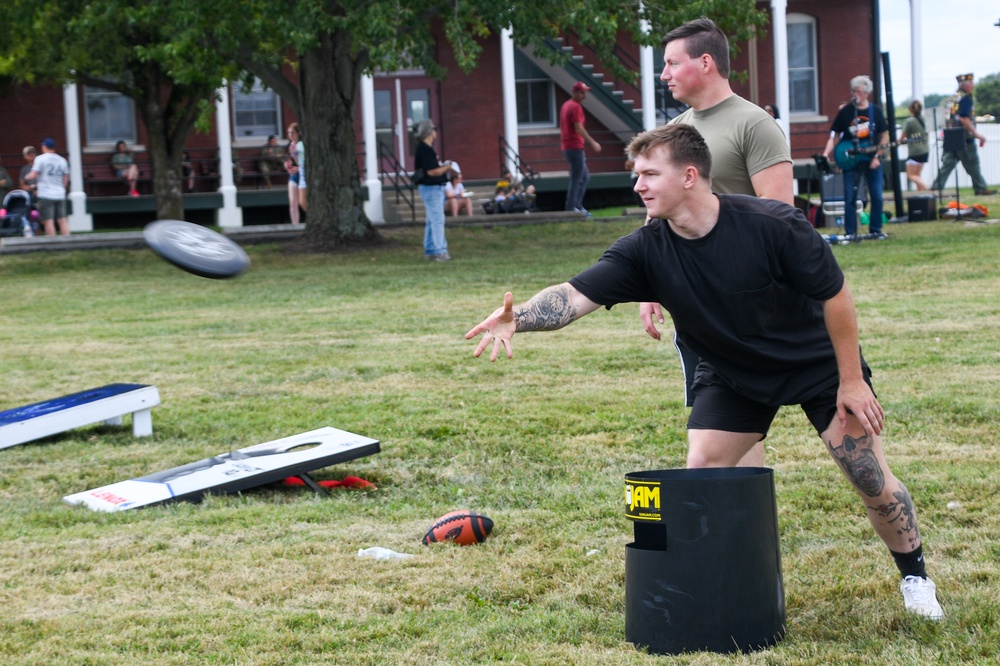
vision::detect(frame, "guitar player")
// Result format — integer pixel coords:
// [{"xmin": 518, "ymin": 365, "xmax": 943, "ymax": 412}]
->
[{"xmin": 822, "ymin": 75, "xmax": 889, "ymax": 240}]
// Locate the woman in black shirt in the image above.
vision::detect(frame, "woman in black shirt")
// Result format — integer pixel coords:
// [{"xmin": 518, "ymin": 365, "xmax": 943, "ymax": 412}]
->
[{"xmin": 413, "ymin": 119, "xmax": 453, "ymax": 261}]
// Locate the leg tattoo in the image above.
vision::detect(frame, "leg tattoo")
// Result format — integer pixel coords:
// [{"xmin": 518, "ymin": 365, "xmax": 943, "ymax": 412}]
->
[
  {"xmin": 827, "ymin": 433, "xmax": 885, "ymax": 497},
  {"xmin": 867, "ymin": 483, "xmax": 921, "ymax": 548}
]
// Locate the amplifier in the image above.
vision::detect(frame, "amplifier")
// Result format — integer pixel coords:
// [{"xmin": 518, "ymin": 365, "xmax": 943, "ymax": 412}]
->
[{"xmin": 908, "ymin": 194, "xmax": 937, "ymax": 221}]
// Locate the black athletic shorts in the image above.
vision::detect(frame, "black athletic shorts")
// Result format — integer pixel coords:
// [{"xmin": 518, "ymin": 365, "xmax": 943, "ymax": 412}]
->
[{"xmin": 687, "ymin": 365, "xmax": 875, "ymax": 438}]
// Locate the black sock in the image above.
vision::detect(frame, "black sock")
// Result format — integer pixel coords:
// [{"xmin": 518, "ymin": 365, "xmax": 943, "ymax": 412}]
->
[{"xmin": 890, "ymin": 544, "xmax": 927, "ymax": 579}]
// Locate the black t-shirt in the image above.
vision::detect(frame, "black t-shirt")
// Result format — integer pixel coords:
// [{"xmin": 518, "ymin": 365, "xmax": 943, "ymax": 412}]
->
[
  {"xmin": 830, "ymin": 102, "xmax": 888, "ymax": 144},
  {"xmin": 568, "ymin": 195, "xmax": 847, "ymax": 405},
  {"xmin": 414, "ymin": 142, "xmax": 447, "ymax": 185}
]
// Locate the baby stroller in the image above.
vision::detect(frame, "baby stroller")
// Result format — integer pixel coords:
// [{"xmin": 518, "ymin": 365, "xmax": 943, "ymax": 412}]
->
[{"xmin": 0, "ymin": 190, "xmax": 36, "ymax": 237}]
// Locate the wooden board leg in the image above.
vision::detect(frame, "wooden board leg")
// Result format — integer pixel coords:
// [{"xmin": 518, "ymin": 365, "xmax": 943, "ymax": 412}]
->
[{"xmin": 132, "ymin": 408, "xmax": 153, "ymax": 437}]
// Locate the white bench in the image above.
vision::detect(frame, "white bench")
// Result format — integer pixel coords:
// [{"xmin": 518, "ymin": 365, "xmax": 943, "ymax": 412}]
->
[{"xmin": 0, "ymin": 384, "xmax": 161, "ymax": 450}]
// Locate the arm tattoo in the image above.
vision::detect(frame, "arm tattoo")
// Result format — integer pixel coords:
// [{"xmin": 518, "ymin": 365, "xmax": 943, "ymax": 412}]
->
[
  {"xmin": 826, "ymin": 433, "xmax": 885, "ymax": 497},
  {"xmin": 514, "ymin": 285, "xmax": 578, "ymax": 332},
  {"xmin": 867, "ymin": 483, "xmax": 921, "ymax": 547}
]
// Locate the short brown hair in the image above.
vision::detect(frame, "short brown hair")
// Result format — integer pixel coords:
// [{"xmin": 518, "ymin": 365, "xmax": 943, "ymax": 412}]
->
[
  {"xmin": 661, "ymin": 17, "xmax": 731, "ymax": 79},
  {"xmin": 627, "ymin": 124, "xmax": 712, "ymax": 180}
]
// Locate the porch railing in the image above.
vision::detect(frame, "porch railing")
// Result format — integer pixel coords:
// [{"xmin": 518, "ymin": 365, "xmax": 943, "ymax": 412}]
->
[
  {"xmin": 377, "ymin": 141, "xmax": 417, "ymax": 223},
  {"xmin": 498, "ymin": 136, "xmax": 540, "ymax": 185}
]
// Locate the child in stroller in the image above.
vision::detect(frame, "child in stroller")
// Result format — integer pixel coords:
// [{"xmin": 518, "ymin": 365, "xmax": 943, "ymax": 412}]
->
[{"xmin": 0, "ymin": 190, "xmax": 38, "ymax": 237}]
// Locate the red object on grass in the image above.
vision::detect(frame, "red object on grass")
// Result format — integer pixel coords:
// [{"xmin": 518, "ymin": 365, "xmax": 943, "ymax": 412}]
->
[{"xmin": 282, "ymin": 475, "xmax": 376, "ymax": 489}]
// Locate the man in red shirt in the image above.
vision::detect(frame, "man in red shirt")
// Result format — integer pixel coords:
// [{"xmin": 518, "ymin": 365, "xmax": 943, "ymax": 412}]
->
[{"xmin": 560, "ymin": 82, "xmax": 602, "ymax": 214}]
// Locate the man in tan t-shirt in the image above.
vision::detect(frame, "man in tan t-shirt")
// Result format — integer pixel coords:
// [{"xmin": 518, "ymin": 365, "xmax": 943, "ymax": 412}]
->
[{"xmin": 641, "ymin": 17, "xmax": 793, "ymax": 466}]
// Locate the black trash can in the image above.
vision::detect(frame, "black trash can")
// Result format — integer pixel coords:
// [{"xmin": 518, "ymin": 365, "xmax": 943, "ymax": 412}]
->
[{"xmin": 624, "ymin": 467, "xmax": 785, "ymax": 655}]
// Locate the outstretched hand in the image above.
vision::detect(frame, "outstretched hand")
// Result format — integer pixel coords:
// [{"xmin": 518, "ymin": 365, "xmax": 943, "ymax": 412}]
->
[{"xmin": 465, "ymin": 291, "xmax": 517, "ymax": 361}]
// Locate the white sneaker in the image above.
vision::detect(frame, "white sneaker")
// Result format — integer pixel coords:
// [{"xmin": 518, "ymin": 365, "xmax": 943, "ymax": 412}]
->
[{"xmin": 900, "ymin": 575, "xmax": 944, "ymax": 620}]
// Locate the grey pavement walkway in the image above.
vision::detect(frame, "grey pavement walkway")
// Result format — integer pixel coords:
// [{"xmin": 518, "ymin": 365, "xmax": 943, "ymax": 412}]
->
[{"xmin": 0, "ymin": 211, "xmax": 618, "ymax": 255}]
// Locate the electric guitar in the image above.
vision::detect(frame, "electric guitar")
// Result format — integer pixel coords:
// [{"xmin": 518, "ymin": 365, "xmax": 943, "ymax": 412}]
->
[{"xmin": 833, "ymin": 134, "xmax": 924, "ymax": 171}]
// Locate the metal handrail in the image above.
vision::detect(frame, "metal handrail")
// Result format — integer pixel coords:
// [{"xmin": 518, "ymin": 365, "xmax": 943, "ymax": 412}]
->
[
  {"xmin": 498, "ymin": 136, "xmax": 540, "ymax": 186},
  {"xmin": 542, "ymin": 35, "xmax": 643, "ymax": 132},
  {"xmin": 561, "ymin": 30, "xmax": 690, "ymax": 128},
  {"xmin": 377, "ymin": 141, "xmax": 417, "ymax": 223},
  {"xmin": 565, "ymin": 30, "xmax": 642, "ymax": 99}
]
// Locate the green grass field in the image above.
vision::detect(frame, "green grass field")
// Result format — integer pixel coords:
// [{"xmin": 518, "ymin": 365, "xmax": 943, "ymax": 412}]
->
[{"xmin": 1, "ymin": 216, "xmax": 997, "ymax": 665}]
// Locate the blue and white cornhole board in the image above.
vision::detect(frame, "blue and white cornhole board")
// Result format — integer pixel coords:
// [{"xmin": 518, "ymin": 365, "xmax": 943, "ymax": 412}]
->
[
  {"xmin": 0, "ymin": 383, "xmax": 160, "ymax": 450},
  {"xmin": 64, "ymin": 426, "xmax": 380, "ymax": 512}
]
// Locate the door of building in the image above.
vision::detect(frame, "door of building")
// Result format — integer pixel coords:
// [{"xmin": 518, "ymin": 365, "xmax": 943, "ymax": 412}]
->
[{"xmin": 373, "ymin": 73, "xmax": 441, "ymax": 174}]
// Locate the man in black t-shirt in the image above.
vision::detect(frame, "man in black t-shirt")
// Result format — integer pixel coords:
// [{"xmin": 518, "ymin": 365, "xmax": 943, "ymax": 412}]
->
[{"xmin": 466, "ymin": 124, "xmax": 944, "ymax": 620}]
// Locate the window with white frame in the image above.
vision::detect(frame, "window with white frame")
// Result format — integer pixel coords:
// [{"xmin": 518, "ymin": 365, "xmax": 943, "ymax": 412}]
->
[
  {"xmin": 84, "ymin": 86, "xmax": 136, "ymax": 145},
  {"xmin": 232, "ymin": 78, "xmax": 281, "ymax": 138},
  {"xmin": 787, "ymin": 14, "xmax": 819, "ymax": 115},
  {"xmin": 514, "ymin": 49, "xmax": 555, "ymax": 127}
]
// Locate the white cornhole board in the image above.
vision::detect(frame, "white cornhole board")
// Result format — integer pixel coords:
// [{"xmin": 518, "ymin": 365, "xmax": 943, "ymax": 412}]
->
[
  {"xmin": 64, "ymin": 426, "xmax": 380, "ymax": 512},
  {"xmin": 0, "ymin": 384, "xmax": 160, "ymax": 450}
]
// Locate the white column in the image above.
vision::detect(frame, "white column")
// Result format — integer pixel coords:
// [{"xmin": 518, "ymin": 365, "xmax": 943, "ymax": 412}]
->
[
  {"xmin": 214, "ymin": 84, "xmax": 243, "ymax": 228},
  {"xmin": 62, "ymin": 83, "xmax": 93, "ymax": 232},
  {"xmin": 361, "ymin": 75, "xmax": 384, "ymax": 224},
  {"xmin": 394, "ymin": 79, "xmax": 405, "ymax": 165},
  {"xmin": 910, "ymin": 0, "xmax": 923, "ymax": 105},
  {"xmin": 770, "ymin": 0, "xmax": 790, "ymax": 147},
  {"xmin": 500, "ymin": 28, "xmax": 520, "ymax": 179},
  {"xmin": 640, "ymin": 8, "xmax": 657, "ymax": 131}
]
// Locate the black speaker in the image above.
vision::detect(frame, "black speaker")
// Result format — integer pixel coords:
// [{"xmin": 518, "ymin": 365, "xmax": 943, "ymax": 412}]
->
[
  {"xmin": 908, "ymin": 195, "xmax": 937, "ymax": 221},
  {"xmin": 943, "ymin": 127, "xmax": 966, "ymax": 152}
]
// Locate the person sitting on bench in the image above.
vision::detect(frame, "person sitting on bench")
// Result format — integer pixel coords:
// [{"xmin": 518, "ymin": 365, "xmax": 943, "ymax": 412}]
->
[
  {"xmin": 258, "ymin": 135, "xmax": 286, "ymax": 188},
  {"xmin": 112, "ymin": 140, "xmax": 140, "ymax": 197}
]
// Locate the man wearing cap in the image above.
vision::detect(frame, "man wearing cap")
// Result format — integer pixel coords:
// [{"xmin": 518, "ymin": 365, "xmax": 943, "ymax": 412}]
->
[
  {"xmin": 560, "ymin": 82, "xmax": 602, "ymax": 215},
  {"xmin": 931, "ymin": 74, "xmax": 995, "ymax": 195},
  {"xmin": 27, "ymin": 138, "xmax": 70, "ymax": 236}
]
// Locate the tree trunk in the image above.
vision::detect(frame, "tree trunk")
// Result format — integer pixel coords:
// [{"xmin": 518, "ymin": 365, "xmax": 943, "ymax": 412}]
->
[
  {"xmin": 299, "ymin": 28, "xmax": 380, "ymax": 249},
  {"xmin": 143, "ymin": 108, "xmax": 186, "ymax": 221},
  {"xmin": 133, "ymin": 61, "xmax": 213, "ymax": 221}
]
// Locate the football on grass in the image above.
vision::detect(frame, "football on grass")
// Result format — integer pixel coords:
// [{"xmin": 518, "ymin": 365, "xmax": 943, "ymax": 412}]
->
[{"xmin": 422, "ymin": 510, "xmax": 494, "ymax": 546}]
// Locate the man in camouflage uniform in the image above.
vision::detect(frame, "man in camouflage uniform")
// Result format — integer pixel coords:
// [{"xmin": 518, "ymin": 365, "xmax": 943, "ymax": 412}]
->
[{"xmin": 931, "ymin": 73, "xmax": 995, "ymax": 195}]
